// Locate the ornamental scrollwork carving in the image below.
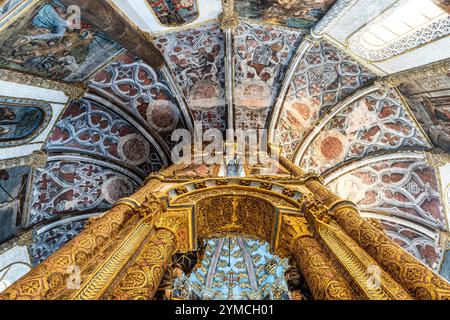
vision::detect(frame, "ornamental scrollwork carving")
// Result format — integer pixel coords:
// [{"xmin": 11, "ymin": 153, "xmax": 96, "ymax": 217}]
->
[
  {"xmin": 277, "ymin": 215, "xmax": 314, "ymax": 257},
  {"xmin": 175, "ymin": 186, "xmax": 189, "ymax": 196},
  {"xmin": 298, "ymin": 195, "xmax": 332, "ymax": 226},
  {"xmin": 135, "ymin": 193, "xmax": 165, "ymax": 218}
]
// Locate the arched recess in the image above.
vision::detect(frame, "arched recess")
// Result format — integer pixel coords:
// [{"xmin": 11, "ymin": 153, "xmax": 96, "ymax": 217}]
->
[{"xmin": 156, "ymin": 177, "xmax": 306, "ymax": 253}]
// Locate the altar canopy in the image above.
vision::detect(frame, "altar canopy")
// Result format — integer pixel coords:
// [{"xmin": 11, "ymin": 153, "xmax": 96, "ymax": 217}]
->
[{"xmin": 0, "ymin": 0, "xmax": 449, "ymax": 300}]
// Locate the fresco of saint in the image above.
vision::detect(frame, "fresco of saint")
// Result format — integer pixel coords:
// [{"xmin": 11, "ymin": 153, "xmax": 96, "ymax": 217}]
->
[
  {"xmin": 0, "ymin": 0, "xmax": 122, "ymax": 81},
  {"xmin": 0, "ymin": 106, "xmax": 45, "ymax": 146}
]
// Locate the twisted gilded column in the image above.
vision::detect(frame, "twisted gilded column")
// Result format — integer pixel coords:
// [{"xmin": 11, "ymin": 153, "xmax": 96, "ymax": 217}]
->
[
  {"xmin": 278, "ymin": 215, "xmax": 357, "ymax": 300},
  {"xmin": 110, "ymin": 228, "xmax": 177, "ymax": 300},
  {"xmin": 278, "ymin": 154, "xmax": 450, "ymax": 300},
  {"xmin": 0, "ymin": 204, "xmax": 134, "ymax": 300},
  {"xmin": 334, "ymin": 207, "xmax": 450, "ymax": 300}
]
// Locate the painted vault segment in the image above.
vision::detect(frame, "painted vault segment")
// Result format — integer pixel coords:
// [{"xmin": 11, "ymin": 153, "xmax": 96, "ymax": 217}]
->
[
  {"xmin": 275, "ymin": 40, "xmax": 375, "ymax": 158},
  {"xmin": 381, "ymin": 220, "xmax": 443, "ymax": 271},
  {"xmin": 300, "ymin": 88, "xmax": 431, "ymax": 174},
  {"xmin": 329, "ymin": 159, "xmax": 446, "ymax": 229},
  {"xmin": 90, "ymin": 51, "xmax": 189, "ymax": 149},
  {"xmin": 29, "ymin": 160, "xmax": 139, "ymax": 226},
  {"xmin": 0, "ymin": 0, "xmax": 122, "ymax": 82},
  {"xmin": 154, "ymin": 22, "xmax": 226, "ymax": 132},
  {"xmin": 45, "ymin": 98, "xmax": 164, "ymax": 175},
  {"xmin": 30, "ymin": 218, "xmax": 88, "ymax": 265},
  {"xmin": 234, "ymin": 22, "xmax": 304, "ymax": 131}
]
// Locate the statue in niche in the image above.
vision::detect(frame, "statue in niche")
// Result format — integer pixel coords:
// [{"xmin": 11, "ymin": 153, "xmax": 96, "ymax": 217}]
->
[
  {"xmin": 284, "ymin": 266, "xmax": 313, "ymax": 300},
  {"xmin": 0, "ymin": 106, "xmax": 45, "ymax": 146}
]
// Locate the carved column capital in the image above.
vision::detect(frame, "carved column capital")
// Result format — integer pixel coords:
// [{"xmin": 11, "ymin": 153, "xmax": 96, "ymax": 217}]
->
[
  {"xmin": 277, "ymin": 214, "xmax": 314, "ymax": 257},
  {"xmin": 134, "ymin": 193, "xmax": 165, "ymax": 218},
  {"xmin": 298, "ymin": 195, "xmax": 333, "ymax": 226}
]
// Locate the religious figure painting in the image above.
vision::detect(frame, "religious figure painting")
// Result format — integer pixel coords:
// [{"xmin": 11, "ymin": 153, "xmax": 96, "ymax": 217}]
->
[
  {"xmin": 146, "ymin": 0, "xmax": 199, "ymax": 26},
  {"xmin": 0, "ymin": 166, "xmax": 31, "ymax": 243},
  {"xmin": 0, "ymin": 0, "xmax": 122, "ymax": 82},
  {"xmin": 0, "ymin": 104, "xmax": 46, "ymax": 147},
  {"xmin": 234, "ymin": 0, "xmax": 336, "ymax": 29}
]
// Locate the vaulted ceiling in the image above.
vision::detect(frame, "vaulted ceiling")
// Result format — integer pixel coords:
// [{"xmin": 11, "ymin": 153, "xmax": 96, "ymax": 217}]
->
[{"xmin": 0, "ymin": 0, "xmax": 449, "ymax": 288}]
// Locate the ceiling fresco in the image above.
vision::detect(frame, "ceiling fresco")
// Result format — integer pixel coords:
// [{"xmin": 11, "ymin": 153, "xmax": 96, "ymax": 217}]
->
[
  {"xmin": 45, "ymin": 99, "xmax": 165, "ymax": 175},
  {"xmin": 399, "ymin": 73, "xmax": 450, "ymax": 152},
  {"xmin": 274, "ymin": 40, "xmax": 376, "ymax": 158},
  {"xmin": 0, "ymin": 0, "xmax": 122, "ymax": 82},
  {"xmin": 90, "ymin": 51, "xmax": 191, "ymax": 149},
  {"xmin": 234, "ymin": 0, "xmax": 336, "ymax": 30},
  {"xmin": 299, "ymin": 88, "xmax": 431, "ymax": 175},
  {"xmin": 0, "ymin": 0, "xmax": 449, "ymax": 292},
  {"xmin": 234, "ymin": 22, "xmax": 303, "ymax": 131},
  {"xmin": 327, "ymin": 157, "xmax": 447, "ymax": 270},
  {"xmin": 154, "ymin": 22, "xmax": 226, "ymax": 132},
  {"xmin": 146, "ymin": 0, "xmax": 199, "ymax": 26}
]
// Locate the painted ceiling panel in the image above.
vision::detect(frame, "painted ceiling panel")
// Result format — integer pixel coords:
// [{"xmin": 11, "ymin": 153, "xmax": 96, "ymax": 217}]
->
[
  {"xmin": 275, "ymin": 40, "xmax": 375, "ymax": 158},
  {"xmin": 111, "ymin": 0, "xmax": 222, "ymax": 34},
  {"xmin": 234, "ymin": 22, "xmax": 304, "ymax": 131},
  {"xmin": 28, "ymin": 160, "xmax": 139, "ymax": 226},
  {"xmin": 235, "ymin": 0, "xmax": 336, "ymax": 30},
  {"xmin": 0, "ymin": 0, "xmax": 122, "ymax": 82},
  {"xmin": 154, "ymin": 22, "xmax": 226, "ymax": 132},
  {"xmin": 300, "ymin": 88, "xmax": 431, "ymax": 174},
  {"xmin": 90, "ymin": 51, "xmax": 190, "ymax": 149},
  {"xmin": 45, "ymin": 98, "xmax": 164, "ymax": 175},
  {"xmin": 328, "ymin": 159, "xmax": 447, "ymax": 230}
]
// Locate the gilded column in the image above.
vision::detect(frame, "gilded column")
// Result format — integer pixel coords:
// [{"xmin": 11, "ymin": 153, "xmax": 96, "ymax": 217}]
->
[
  {"xmin": 334, "ymin": 207, "xmax": 450, "ymax": 300},
  {"xmin": 0, "ymin": 203, "xmax": 134, "ymax": 300},
  {"xmin": 109, "ymin": 214, "xmax": 185, "ymax": 300},
  {"xmin": 300, "ymin": 196, "xmax": 412, "ymax": 300},
  {"xmin": 278, "ymin": 154, "xmax": 450, "ymax": 300},
  {"xmin": 278, "ymin": 215, "xmax": 357, "ymax": 300},
  {"xmin": 110, "ymin": 229, "xmax": 177, "ymax": 300}
]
